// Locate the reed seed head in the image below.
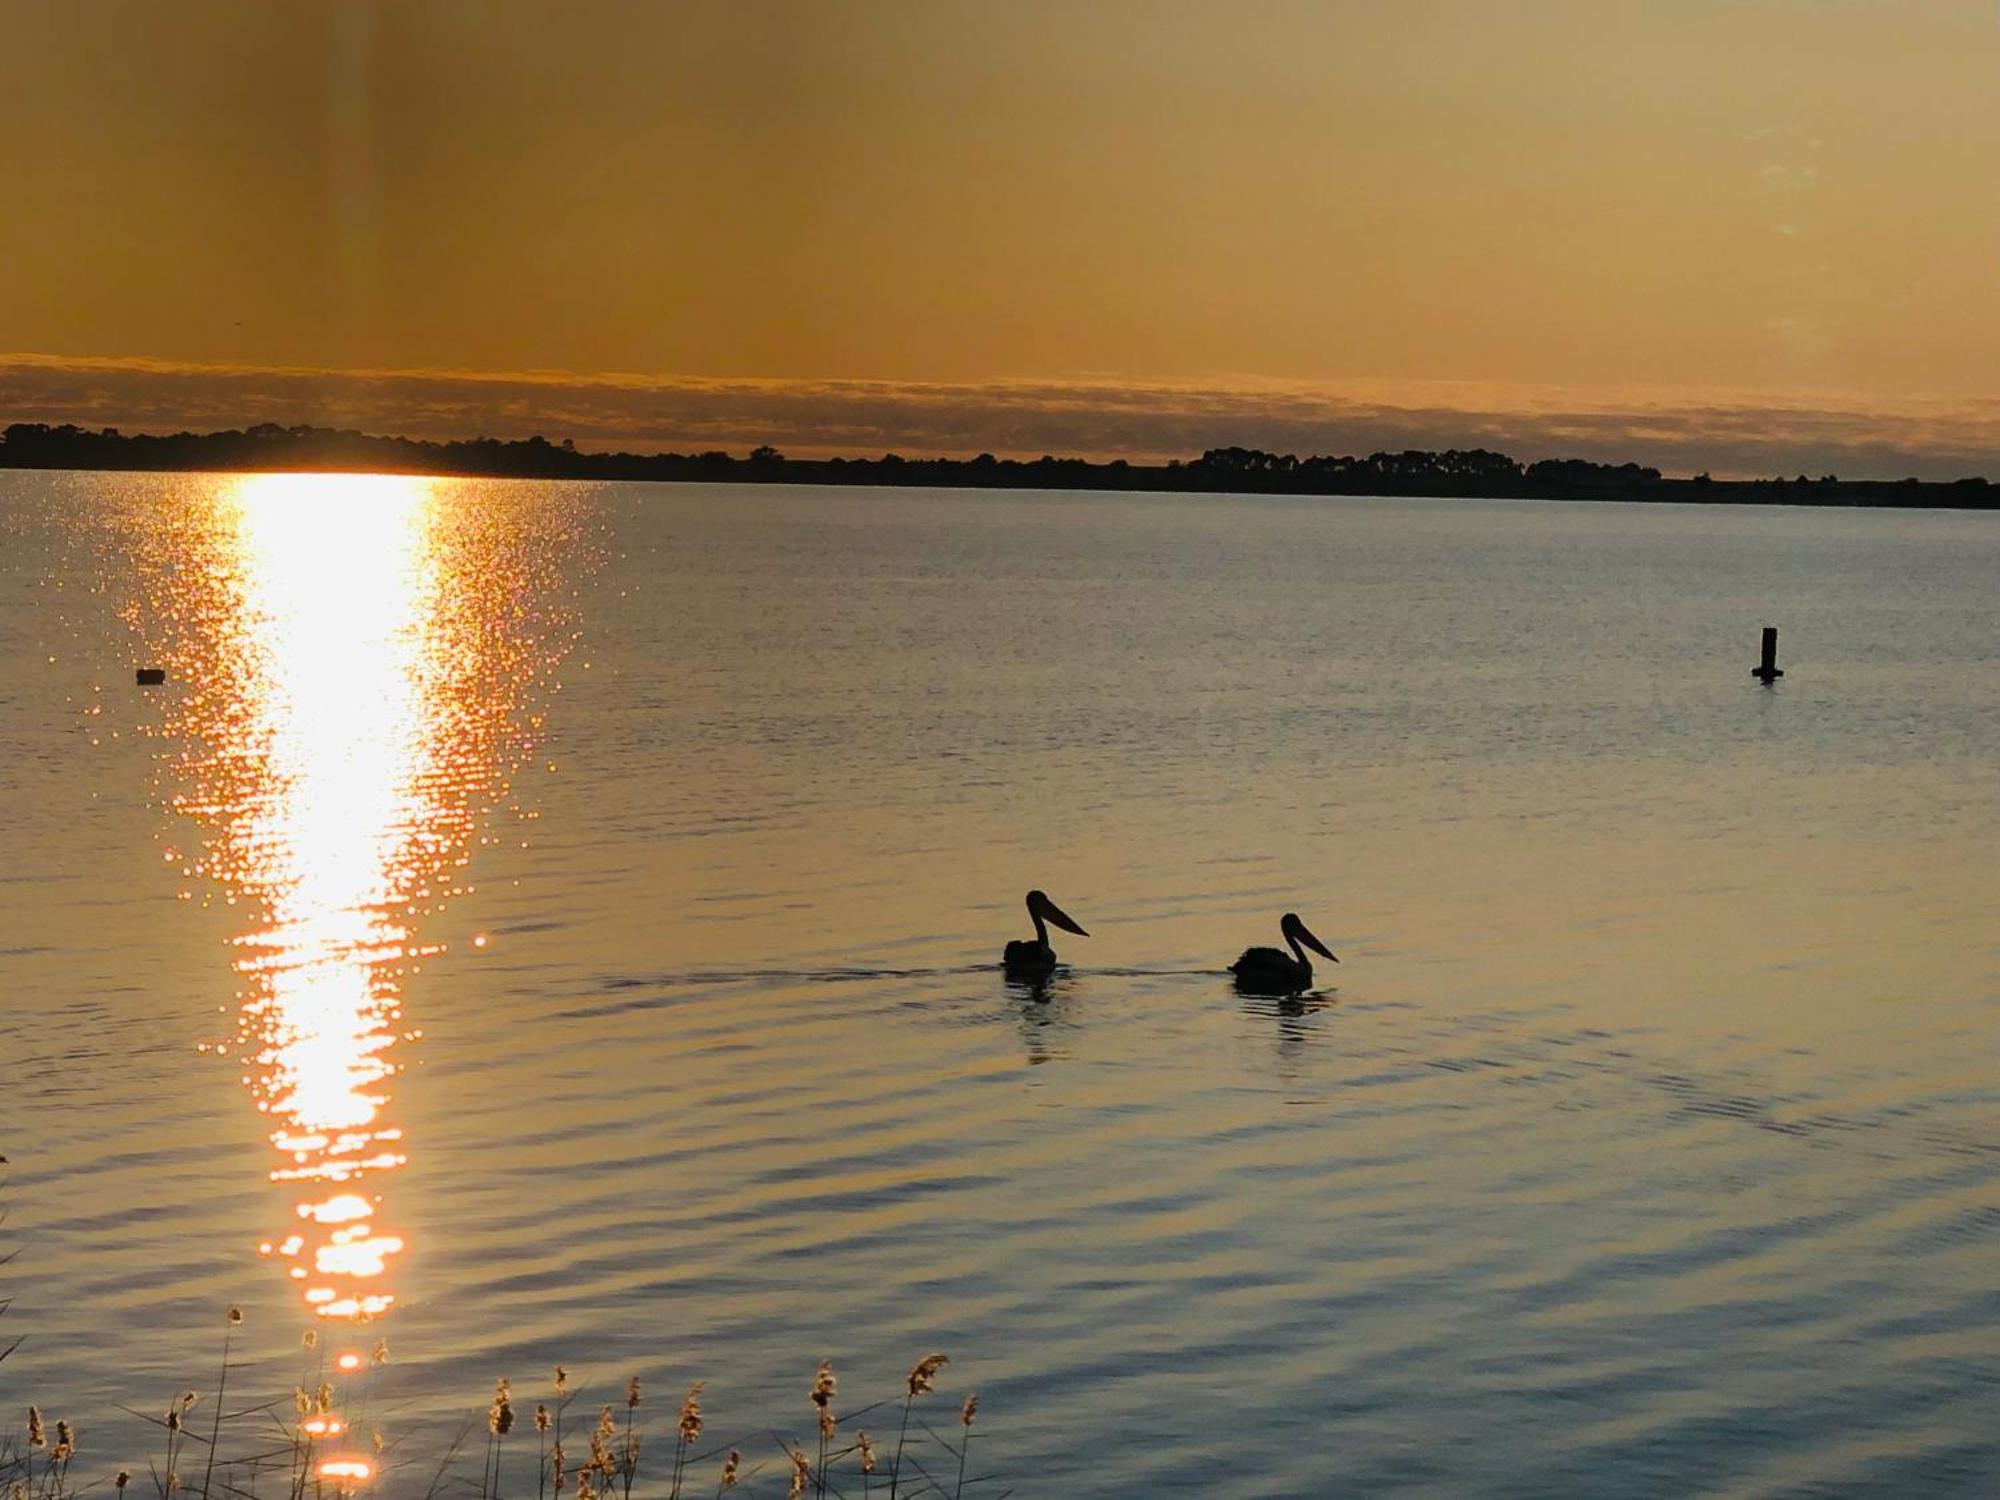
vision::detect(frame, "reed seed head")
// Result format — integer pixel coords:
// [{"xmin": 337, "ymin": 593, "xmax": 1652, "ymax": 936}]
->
[
  {"xmin": 26, "ymin": 1407, "xmax": 45, "ymax": 1447},
  {"xmin": 810, "ymin": 1358, "xmax": 838, "ymax": 1436},
  {"xmin": 165, "ymin": 1407, "xmax": 181, "ymax": 1435},
  {"xmin": 52, "ymin": 1420, "xmax": 74, "ymax": 1461},
  {"xmin": 228, "ymin": 1306, "xmax": 243, "ymax": 1325},
  {"xmin": 489, "ymin": 1383, "xmax": 515, "ymax": 1437},
  {"xmin": 535, "ymin": 1403, "xmax": 551, "ymax": 1433},
  {"xmin": 296, "ymin": 1389, "xmax": 313, "ymax": 1419},
  {"xmin": 677, "ymin": 1383, "xmax": 704, "ymax": 1444},
  {"xmin": 786, "ymin": 1445, "xmax": 809, "ymax": 1500},
  {"xmin": 182, "ymin": 1391, "xmax": 200, "ymax": 1412},
  {"xmin": 303, "ymin": 1329, "xmax": 319, "ymax": 1351},
  {"xmin": 906, "ymin": 1354, "xmax": 948, "ymax": 1396},
  {"xmin": 625, "ymin": 1375, "xmax": 640, "ymax": 1409},
  {"xmin": 554, "ymin": 1365, "xmax": 569, "ymax": 1393},
  {"xmin": 371, "ymin": 1339, "xmax": 390, "ymax": 1367},
  {"xmin": 115, "ymin": 1470, "xmax": 131, "ymax": 1491},
  {"xmin": 595, "ymin": 1405, "xmax": 614, "ymax": 1442},
  {"xmin": 856, "ymin": 1432, "xmax": 876, "ymax": 1474},
  {"xmin": 961, "ymin": 1392, "xmax": 979, "ymax": 1427},
  {"xmin": 719, "ymin": 1448, "xmax": 740, "ymax": 1489}
]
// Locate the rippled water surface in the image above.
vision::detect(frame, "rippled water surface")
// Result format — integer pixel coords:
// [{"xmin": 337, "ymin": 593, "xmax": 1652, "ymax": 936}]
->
[{"xmin": 3, "ymin": 472, "xmax": 1996, "ymax": 1496}]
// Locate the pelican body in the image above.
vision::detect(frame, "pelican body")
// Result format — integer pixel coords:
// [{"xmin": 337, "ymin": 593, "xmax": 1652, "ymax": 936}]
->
[
  {"xmin": 1229, "ymin": 912, "xmax": 1338, "ymax": 994},
  {"xmin": 1003, "ymin": 890, "xmax": 1089, "ymax": 975}
]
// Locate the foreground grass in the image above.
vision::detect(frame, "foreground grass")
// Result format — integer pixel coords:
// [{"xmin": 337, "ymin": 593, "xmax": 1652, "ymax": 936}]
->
[{"xmin": 3, "ymin": 1310, "xmax": 1004, "ymax": 1500}]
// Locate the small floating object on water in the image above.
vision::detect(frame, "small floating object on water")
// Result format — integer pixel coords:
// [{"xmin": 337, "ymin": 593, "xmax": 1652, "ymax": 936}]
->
[
  {"xmin": 1002, "ymin": 889, "xmax": 1089, "ymax": 978},
  {"xmin": 1230, "ymin": 912, "xmax": 1338, "ymax": 995},
  {"xmin": 135, "ymin": 667, "xmax": 167, "ymax": 685},
  {"xmin": 1751, "ymin": 625, "xmax": 1783, "ymax": 682}
]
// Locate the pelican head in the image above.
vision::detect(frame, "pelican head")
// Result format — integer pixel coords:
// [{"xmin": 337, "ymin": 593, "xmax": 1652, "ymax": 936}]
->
[
  {"xmin": 1281, "ymin": 912, "xmax": 1336, "ymax": 963},
  {"xmin": 1028, "ymin": 889, "xmax": 1089, "ymax": 937}
]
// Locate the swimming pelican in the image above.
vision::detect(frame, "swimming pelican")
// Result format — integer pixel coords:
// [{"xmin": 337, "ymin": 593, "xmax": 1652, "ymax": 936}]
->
[
  {"xmin": 1002, "ymin": 890, "xmax": 1089, "ymax": 975},
  {"xmin": 1229, "ymin": 912, "xmax": 1338, "ymax": 994}
]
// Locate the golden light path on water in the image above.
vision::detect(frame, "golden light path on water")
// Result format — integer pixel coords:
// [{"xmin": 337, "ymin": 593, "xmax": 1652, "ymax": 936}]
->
[
  {"xmin": 229, "ymin": 476, "xmax": 436, "ymax": 1325},
  {"xmin": 134, "ymin": 472, "xmax": 579, "ymax": 1358}
]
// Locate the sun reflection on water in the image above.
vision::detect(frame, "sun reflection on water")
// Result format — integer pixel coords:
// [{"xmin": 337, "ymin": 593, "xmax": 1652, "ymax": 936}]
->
[
  {"xmin": 136, "ymin": 471, "xmax": 581, "ymax": 1329},
  {"xmin": 228, "ymin": 477, "xmax": 438, "ymax": 1321}
]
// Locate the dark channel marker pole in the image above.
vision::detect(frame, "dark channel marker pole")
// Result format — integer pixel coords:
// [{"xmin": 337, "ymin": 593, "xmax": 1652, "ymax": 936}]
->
[{"xmin": 1751, "ymin": 626, "xmax": 1783, "ymax": 683}]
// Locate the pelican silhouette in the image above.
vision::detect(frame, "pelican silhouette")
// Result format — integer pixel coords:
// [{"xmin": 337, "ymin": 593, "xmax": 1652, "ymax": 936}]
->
[
  {"xmin": 1229, "ymin": 912, "xmax": 1338, "ymax": 994},
  {"xmin": 1002, "ymin": 890, "xmax": 1089, "ymax": 975}
]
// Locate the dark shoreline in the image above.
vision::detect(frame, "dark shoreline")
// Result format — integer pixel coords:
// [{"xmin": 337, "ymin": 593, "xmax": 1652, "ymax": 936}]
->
[{"xmin": 3, "ymin": 423, "xmax": 1995, "ymax": 508}]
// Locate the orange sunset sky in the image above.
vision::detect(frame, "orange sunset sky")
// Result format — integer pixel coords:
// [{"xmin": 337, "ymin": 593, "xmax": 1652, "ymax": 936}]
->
[{"xmin": 2, "ymin": 0, "xmax": 1996, "ymax": 475}]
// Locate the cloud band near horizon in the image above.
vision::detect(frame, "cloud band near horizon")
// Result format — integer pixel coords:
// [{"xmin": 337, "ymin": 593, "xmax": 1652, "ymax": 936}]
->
[{"xmin": 3, "ymin": 353, "xmax": 1996, "ymax": 481}]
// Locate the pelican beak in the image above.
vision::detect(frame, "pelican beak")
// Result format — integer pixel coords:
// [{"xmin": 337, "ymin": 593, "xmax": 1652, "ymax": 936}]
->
[
  {"xmin": 1039, "ymin": 895, "xmax": 1089, "ymax": 937},
  {"xmin": 1300, "ymin": 924, "xmax": 1337, "ymax": 962}
]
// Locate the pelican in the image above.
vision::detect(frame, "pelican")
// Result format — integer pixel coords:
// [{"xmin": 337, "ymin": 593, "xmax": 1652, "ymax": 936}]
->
[
  {"xmin": 1229, "ymin": 912, "xmax": 1338, "ymax": 994},
  {"xmin": 1002, "ymin": 890, "xmax": 1089, "ymax": 975}
]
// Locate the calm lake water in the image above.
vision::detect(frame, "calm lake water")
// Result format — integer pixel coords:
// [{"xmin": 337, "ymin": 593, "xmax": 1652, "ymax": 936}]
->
[{"xmin": 2, "ymin": 471, "xmax": 1996, "ymax": 1497}]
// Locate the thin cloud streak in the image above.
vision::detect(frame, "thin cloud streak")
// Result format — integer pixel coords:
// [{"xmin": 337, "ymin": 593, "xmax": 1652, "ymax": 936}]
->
[{"xmin": 2, "ymin": 353, "xmax": 1996, "ymax": 480}]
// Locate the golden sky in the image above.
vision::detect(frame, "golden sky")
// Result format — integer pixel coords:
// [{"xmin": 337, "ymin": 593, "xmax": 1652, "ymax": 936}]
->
[{"xmin": 2, "ymin": 1, "xmax": 1997, "ymax": 472}]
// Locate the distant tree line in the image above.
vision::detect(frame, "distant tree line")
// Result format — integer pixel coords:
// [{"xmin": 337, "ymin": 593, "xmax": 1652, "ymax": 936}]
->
[
  {"xmin": 0, "ymin": 422, "xmax": 1992, "ymax": 508},
  {"xmin": 1188, "ymin": 445, "xmax": 1672, "ymax": 498}
]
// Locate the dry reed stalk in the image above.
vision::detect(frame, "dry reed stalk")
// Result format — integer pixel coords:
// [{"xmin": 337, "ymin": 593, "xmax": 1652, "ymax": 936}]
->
[
  {"xmin": 619, "ymin": 1378, "xmax": 639, "ymax": 1500},
  {"xmin": 548, "ymin": 1367, "xmax": 572, "ymax": 1500},
  {"xmin": 160, "ymin": 1389, "xmax": 198, "ymax": 1500},
  {"xmin": 198, "ymin": 1309, "xmax": 240, "ymax": 1500},
  {"xmin": 809, "ymin": 1361, "xmax": 836, "ymax": 1498},
  {"xmin": 856, "ymin": 1431, "xmax": 876, "ymax": 1500},
  {"xmin": 954, "ymin": 1394, "xmax": 978, "ymax": 1499},
  {"xmin": 487, "ymin": 1377, "xmax": 516, "ymax": 1500},
  {"xmin": 588, "ymin": 1405, "xmax": 614, "ymax": 1488},
  {"xmin": 671, "ymin": 1383, "xmax": 703, "ymax": 1500},
  {"xmin": 886, "ymin": 1354, "xmax": 946, "ymax": 1500}
]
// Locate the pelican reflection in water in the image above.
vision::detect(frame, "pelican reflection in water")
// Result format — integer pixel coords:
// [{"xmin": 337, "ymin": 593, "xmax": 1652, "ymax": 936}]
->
[
  {"xmin": 1002, "ymin": 889, "xmax": 1089, "ymax": 977},
  {"xmin": 1229, "ymin": 912, "xmax": 1339, "ymax": 995}
]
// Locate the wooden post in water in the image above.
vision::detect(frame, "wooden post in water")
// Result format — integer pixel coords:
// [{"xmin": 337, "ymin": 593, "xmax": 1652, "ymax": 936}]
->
[{"xmin": 1750, "ymin": 626, "xmax": 1782, "ymax": 683}]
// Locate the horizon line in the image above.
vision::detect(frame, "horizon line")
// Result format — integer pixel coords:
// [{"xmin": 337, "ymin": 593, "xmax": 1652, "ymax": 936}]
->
[{"xmin": 3, "ymin": 351, "xmax": 1997, "ymax": 482}]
